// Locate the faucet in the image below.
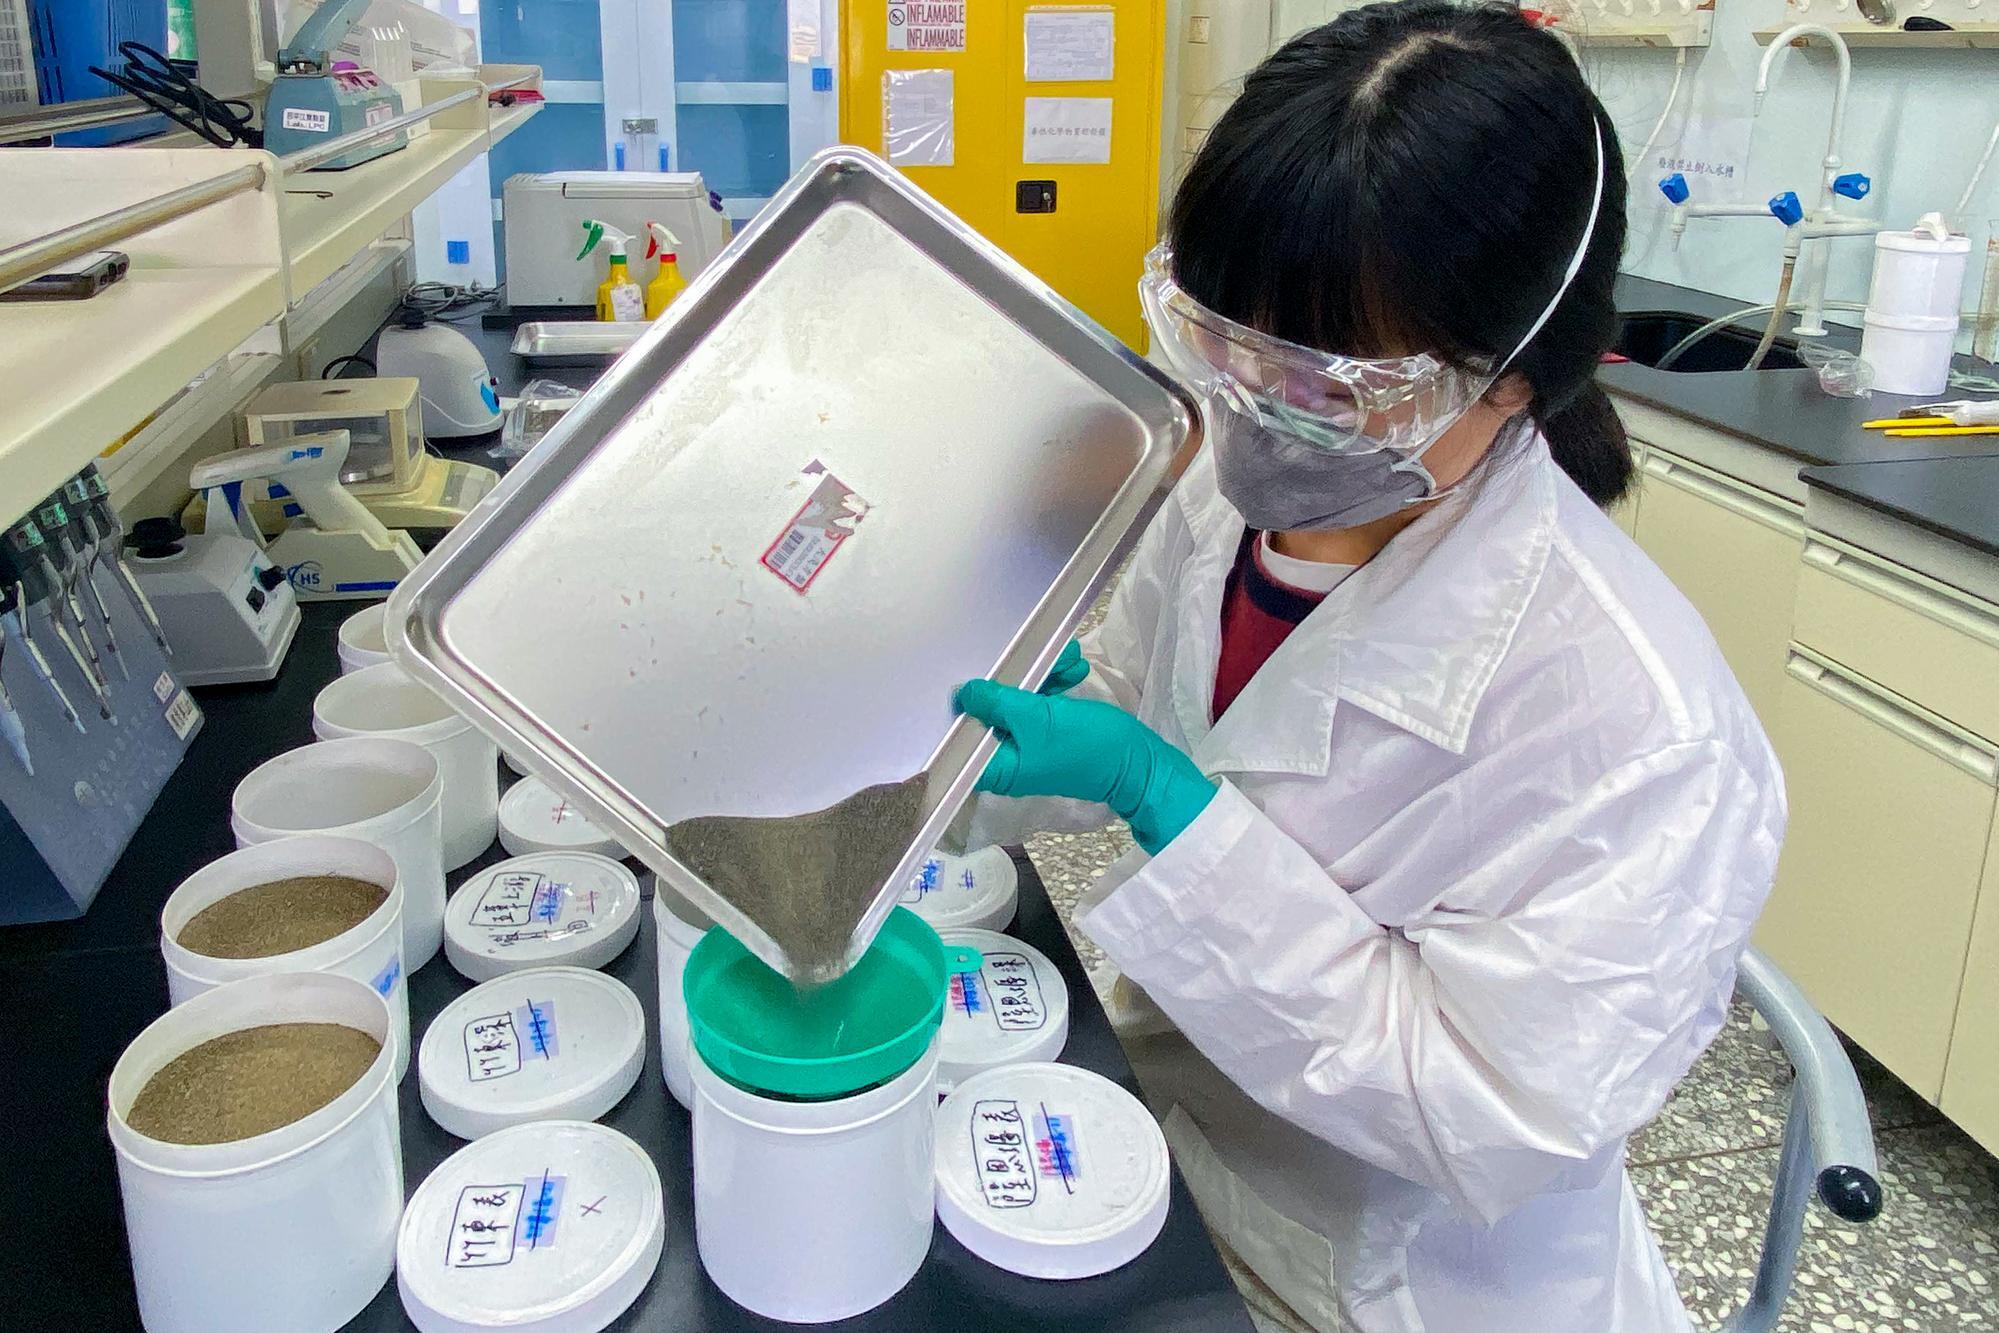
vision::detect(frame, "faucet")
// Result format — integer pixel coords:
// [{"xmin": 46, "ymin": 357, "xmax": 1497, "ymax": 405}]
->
[
  {"xmin": 1756, "ymin": 23, "xmax": 1879, "ymax": 335},
  {"xmin": 1662, "ymin": 24, "xmax": 1879, "ymax": 338}
]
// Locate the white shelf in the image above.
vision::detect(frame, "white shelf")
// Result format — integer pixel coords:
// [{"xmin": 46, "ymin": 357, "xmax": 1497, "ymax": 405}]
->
[
  {"xmin": 281, "ymin": 80, "xmax": 541, "ymax": 296},
  {"xmin": 0, "ymin": 266, "xmax": 285, "ymax": 508},
  {"xmin": 1754, "ymin": 21, "xmax": 1999, "ymax": 46},
  {"xmin": 0, "ymin": 70, "xmax": 541, "ymax": 523}
]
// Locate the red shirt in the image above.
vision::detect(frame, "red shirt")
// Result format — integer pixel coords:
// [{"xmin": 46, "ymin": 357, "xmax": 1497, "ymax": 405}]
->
[{"xmin": 1213, "ymin": 532, "xmax": 1330, "ymax": 719}]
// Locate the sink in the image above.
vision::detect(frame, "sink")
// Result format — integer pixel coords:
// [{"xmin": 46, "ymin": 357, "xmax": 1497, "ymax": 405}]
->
[{"xmin": 1613, "ymin": 311, "xmax": 1806, "ymax": 373}]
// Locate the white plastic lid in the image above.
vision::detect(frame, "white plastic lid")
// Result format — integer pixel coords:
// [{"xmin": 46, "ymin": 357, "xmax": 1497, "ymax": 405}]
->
[
  {"xmin": 500, "ymin": 776, "xmax": 624, "ymax": 858},
  {"xmin": 900, "ymin": 847, "xmax": 1019, "ymax": 932},
  {"xmin": 936, "ymin": 928, "xmax": 1070, "ymax": 1094},
  {"xmin": 419, "ymin": 966, "xmax": 645, "ymax": 1140},
  {"xmin": 397, "ymin": 1120, "xmax": 665, "ymax": 1333},
  {"xmin": 934, "ymin": 1063, "xmax": 1170, "ymax": 1280},
  {"xmin": 445, "ymin": 853, "xmax": 642, "ymax": 981}
]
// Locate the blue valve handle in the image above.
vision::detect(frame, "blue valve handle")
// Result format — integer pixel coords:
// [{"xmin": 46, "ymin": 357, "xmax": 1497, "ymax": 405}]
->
[
  {"xmin": 1833, "ymin": 172, "xmax": 1872, "ymax": 200},
  {"xmin": 1659, "ymin": 172, "xmax": 1691, "ymax": 205},
  {"xmin": 1769, "ymin": 191, "xmax": 1805, "ymax": 226}
]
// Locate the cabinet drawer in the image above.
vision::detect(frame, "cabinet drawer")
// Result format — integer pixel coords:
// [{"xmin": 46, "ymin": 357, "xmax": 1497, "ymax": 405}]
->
[
  {"xmin": 1944, "ymin": 845, "xmax": 1999, "ymax": 1155},
  {"xmin": 1629, "ymin": 449, "xmax": 1803, "ymax": 728},
  {"xmin": 1793, "ymin": 534, "xmax": 1999, "ymax": 744},
  {"xmin": 1761, "ymin": 648, "xmax": 1998, "ymax": 1100}
]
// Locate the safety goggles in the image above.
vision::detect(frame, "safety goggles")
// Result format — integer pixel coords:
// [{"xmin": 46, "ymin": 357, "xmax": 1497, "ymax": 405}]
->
[
  {"xmin": 1139, "ymin": 245, "xmax": 1494, "ymax": 456},
  {"xmin": 1139, "ymin": 117, "xmax": 1607, "ymax": 458}
]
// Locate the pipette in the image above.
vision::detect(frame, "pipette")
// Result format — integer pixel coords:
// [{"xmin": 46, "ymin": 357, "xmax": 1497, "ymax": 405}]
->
[
  {"xmin": 0, "ymin": 618, "xmax": 31, "ymax": 774},
  {"xmin": 0, "ymin": 532, "xmax": 112, "ymax": 720},
  {"xmin": 36, "ymin": 491, "xmax": 128, "ymax": 681},
  {"xmin": 75, "ymin": 466, "xmax": 171, "ymax": 654},
  {"xmin": 6, "ymin": 516, "xmax": 110, "ymax": 697},
  {"xmin": 0, "ymin": 580, "xmax": 83, "ymax": 734}
]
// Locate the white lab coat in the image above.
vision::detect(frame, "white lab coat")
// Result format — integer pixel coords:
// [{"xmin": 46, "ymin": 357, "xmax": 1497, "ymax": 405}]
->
[{"xmin": 967, "ymin": 434, "xmax": 1785, "ymax": 1333}]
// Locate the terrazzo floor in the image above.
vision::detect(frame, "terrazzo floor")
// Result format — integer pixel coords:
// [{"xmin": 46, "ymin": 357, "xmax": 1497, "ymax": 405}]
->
[{"xmin": 1024, "ymin": 823, "xmax": 1999, "ymax": 1333}]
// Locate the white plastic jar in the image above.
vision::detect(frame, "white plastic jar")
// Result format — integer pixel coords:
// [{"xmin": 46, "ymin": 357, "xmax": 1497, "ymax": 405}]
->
[
  {"xmin": 312, "ymin": 662, "xmax": 499, "ymax": 871},
  {"xmin": 691, "ymin": 1038, "xmax": 939, "ymax": 1323},
  {"xmin": 232, "ymin": 737, "xmax": 447, "ymax": 970},
  {"xmin": 107, "ymin": 972, "xmax": 402, "ymax": 1333},
  {"xmin": 336, "ymin": 603, "xmax": 390, "ymax": 675},
  {"xmin": 651, "ymin": 876, "xmax": 715, "ymax": 1109},
  {"xmin": 160, "ymin": 835, "xmax": 412, "ymax": 1079}
]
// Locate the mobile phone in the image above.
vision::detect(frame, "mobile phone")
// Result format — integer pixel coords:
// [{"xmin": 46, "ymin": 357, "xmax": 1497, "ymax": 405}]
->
[{"xmin": 0, "ymin": 249, "xmax": 130, "ymax": 301}]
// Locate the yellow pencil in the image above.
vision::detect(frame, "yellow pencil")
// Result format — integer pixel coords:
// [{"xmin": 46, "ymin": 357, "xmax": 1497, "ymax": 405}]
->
[
  {"xmin": 1883, "ymin": 425, "xmax": 1999, "ymax": 437},
  {"xmin": 1865, "ymin": 416, "xmax": 1953, "ymax": 429}
]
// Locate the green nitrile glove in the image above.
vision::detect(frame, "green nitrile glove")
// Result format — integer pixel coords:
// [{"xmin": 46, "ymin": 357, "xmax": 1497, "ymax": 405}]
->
[
  {"xmin": 956, "ymin": 679, "xmax": 1216, "ymax": 855},
  {"xmin": 1039, "ymin": 639, "xmax": 1090, "ymax": 696}
]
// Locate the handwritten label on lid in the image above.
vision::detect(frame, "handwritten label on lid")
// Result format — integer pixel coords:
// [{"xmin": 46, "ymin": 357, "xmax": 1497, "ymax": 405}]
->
[
  {"xmin": 445, "ymin": 1173, "xmax": 568, "ymax": 1268},
  {"xmin": 463, "ymin": 999, "xmax": 558, "ymax": 1082},
  {"xmin": 981, "ymin": 950, "xmax": 1049, "ymax": 1032},
  {"xmin": 972, "ymin": 1099, "xmax": 1037, "ymax": 1210}
]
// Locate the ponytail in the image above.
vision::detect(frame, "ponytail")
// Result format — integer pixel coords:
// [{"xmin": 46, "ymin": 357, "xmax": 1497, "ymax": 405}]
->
[{"xmin": 1536, "ymin": 382, "xmax": 1631, "ymax": 507}]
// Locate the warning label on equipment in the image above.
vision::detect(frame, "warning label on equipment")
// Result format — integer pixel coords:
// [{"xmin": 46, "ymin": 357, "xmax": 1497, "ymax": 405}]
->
[{"xmin": 887, "ymin": 1, "xmax": 966, "ymax": 51}]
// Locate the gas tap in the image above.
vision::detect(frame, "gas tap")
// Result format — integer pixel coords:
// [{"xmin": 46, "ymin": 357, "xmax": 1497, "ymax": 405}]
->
[{"xmin": 37, "ymin": 489, "xmax": 128, "ymax": 681}]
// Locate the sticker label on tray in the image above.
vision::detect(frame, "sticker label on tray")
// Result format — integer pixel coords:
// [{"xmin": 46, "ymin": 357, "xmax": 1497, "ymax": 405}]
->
[
  {"xmin": 981, "ymin": 950, "xmax": 1049, "ymax": 1032},
  {"xmin": 365, "ymin": 100, "xmax": 394, "ymax": 128},
  {"xmin": 446, "ymin": 1173, "xmax": 568, "ymax": 1267},
  {"xmin": 761, "ymin": 461, "xmax": 870, "ymax": 593},
  {"xmin": 152, "ymin": 672, "xmax": 175, "ymax": 704},
  {"xmin": 971, "ymin": 1099, "xmax": 1037, "ymax": 1209},
  {"xmin": 280, "ymin": 107, "xmax": 331, "ymax": 133},
  {"xmin": 462, "ymin": 999, "xmax": 558, "ymax": 1082}
]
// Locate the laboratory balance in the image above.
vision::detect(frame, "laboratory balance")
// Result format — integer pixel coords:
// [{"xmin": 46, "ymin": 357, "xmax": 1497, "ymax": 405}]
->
[{"xmin": 184, "ymin": 377, "xmax": 498, "ymax": 538}]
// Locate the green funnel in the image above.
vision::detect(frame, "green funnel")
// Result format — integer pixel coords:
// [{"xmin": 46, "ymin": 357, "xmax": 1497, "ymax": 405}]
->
[{"xmin": 683, "ymin": 908, "xmax": 977, "ymax": 1101}]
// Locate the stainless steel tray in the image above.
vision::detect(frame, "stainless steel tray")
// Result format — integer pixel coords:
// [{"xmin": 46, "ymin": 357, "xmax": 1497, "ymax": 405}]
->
[
  {"xmin": 509, "ymin": 321, "xmax": 648, "ymax": 364},
  {"xmin": 388, "ymin": 147, "xmax": 1197, "ymax": 982}
]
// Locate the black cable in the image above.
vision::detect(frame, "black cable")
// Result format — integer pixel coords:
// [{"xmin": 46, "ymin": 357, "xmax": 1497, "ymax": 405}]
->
[
  {"xmin": 322, "ymin": 355, "xmax": 376, "ymax": 379},
  {"xmin": 88, "ymin": 43, "xmax": 261, "ymax": 149},
  {"xmin": 397, "ymin": 280, "xmax": 504, "ymax": 324}
]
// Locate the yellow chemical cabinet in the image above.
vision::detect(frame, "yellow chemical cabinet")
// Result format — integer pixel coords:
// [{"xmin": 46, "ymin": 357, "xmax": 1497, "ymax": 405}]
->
[{"xmin": 840, "ymin": 1, "xmax": 1167, "ymax": 347}]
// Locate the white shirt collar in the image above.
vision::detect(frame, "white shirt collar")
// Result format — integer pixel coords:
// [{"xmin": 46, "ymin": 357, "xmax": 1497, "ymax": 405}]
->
[{"xmin": 1175, "ymin": 434, "xmax": 1559, "ymax": 769}]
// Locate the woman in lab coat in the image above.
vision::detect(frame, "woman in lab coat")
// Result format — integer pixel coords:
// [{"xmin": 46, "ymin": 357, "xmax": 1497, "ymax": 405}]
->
[{"xmin": 955, "ymin": 4, "xmax": 1784, "ymax": 1331}]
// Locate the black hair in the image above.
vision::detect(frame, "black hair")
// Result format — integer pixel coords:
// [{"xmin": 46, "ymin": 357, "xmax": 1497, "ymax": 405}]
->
[{"xmin": 1168, "ymin": 0, "xmax": 1631, "ymax": 506}]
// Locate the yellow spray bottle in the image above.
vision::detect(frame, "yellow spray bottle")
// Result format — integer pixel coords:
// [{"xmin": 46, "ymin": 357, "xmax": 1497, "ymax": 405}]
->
[
  {"xmin": 643, "ymin": 222, "xmax": 688, "ymax": 319},
  {"xmin": 576, "ymin": 219, "xmax": 645, "ymax": 322}
]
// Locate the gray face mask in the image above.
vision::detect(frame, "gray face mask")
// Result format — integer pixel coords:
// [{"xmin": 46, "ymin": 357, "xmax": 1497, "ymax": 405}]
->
[{"xmin": 1209, "ymin": 397, "xmax": 1451, "ymax": 531}]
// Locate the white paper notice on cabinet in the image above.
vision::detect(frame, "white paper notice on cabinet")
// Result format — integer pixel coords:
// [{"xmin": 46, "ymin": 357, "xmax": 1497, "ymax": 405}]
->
[
  {"xmin": 884, "ymin": 69, "xmax": 955, "ymax": 167},
  {"xmin": 1025, "ymin": 8, "xmax": 1115, "ymax": 81},
  {"xmin": 1023, "ymin": 96, "xmax": 1111, "ymax": 164}
]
